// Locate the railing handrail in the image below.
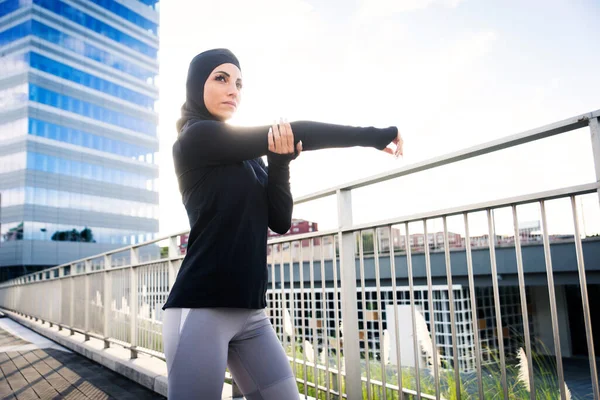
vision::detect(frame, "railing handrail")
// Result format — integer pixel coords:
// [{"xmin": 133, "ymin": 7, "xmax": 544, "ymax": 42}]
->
[
  {"xmin": 3, "ymin": 109, "xmax": 599, "ymax": 285},
  {"xmin": 295, "ymin": 109, "xmax": 600, "ymax": 204}
]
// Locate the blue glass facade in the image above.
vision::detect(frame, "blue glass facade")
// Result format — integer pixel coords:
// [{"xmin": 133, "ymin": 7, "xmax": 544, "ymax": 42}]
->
[
  {"xmin": 0, "ymin": 21, "xmax": 155, "ymax": 80},
  {"xmin": 33, "ymin": 0, "xmax": 157, "ymax": 57},
  {"xmin": 0, "ymin": 0, "xmax": 160, "ymax": 278},
  {"xmin": 29, "ymin": 53, "xmax": 155, "ymax": 108},
  {"xmin": 29, "ymin": 119, "xmax": 155, "ymax": 161},
  {"xmin": 89, "ymin": 0, "xmax": 158, "ymax": 34},
  {"xmin": 26, "ymin": 152, "xmax": 156, "ymax": 190},
  {"xmin": 29, "ymin": 84, "xmax": 156, "ymax": 135}
]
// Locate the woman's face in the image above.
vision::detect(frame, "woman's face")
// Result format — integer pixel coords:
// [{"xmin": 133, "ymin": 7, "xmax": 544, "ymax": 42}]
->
[{"xmin": 203, "ymin": 63, "xmax": 243, "ymax": 121}]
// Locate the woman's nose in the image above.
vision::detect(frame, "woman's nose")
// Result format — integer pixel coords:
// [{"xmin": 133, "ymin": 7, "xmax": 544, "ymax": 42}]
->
[{"xmin": 227, "ymin": 86, "xmax": 239, "ymax": 98}]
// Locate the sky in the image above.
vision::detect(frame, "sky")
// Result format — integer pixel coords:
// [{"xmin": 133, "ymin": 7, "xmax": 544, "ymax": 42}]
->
[{"xmin": 155, "ymin": 0, "xmax": 600, "ymax": 239}]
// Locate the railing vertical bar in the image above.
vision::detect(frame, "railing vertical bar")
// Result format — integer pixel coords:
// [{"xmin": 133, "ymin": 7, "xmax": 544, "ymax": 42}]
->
[
  {"xmin": 138, "ymin": 263, "xmax": 143, "ymax": 350},
  {"xmin": 540, "ymin": 201, "xmax": 567, "ymax": 400},
  {"xmin": 84, "ymin": 260, "xmax": 90, "ymax": 341},
  {"xmin": 404, "ymin": 222, "xmax": 421, "ymax": 399},
  {"xmin": 442, "ymin": 216, "xmax": 460, "ymax": 398},
  {"xmin": 487, "ymin": 209, "xmax": 508, "ymax": 399},
  {"xmin": 146, "ymin": 264, "xmax": 150, "ymax": 350},
  {"xmin": 122, "ymin": 267, "xmax": 125, "ymax": 343},
  {"xmin": 152, "ymin": 263, "xmax": 156, "ymax": 348},
  {"xmin": 269, "ymin": 245, "xmax": 279, "ymax": 342},
  {"xmin": 289, "ymin": 241, "xmax": 296, "ymax": 378},
  {"xmin": 58, "ymin": 275, "xmax": 63, "ymax": 330},
  {"xmin": 373, "ymin": 228, "xmax": 387, "ymax": 400},
  {"xmin": 570, "ymin": 196, "xmax": 600, "ymax": 399},
  {"xmin": 167, "ymin": 238, "xmax": 177, "ymax": 348},
  {"xmin": 331, "ymin": 235, "xmax": 343, "ymax": 399},
  {"xmin": 103, "ymin": 254, "xmax": 111, "ymax": 349},
  {"xmin": 359, "ymin": 230, "xmax": 372, "ymax": 400},
  {"xmin": 320, "ymin": 237, "xmax": 331, "ymax": 396},
  {"xmin": 141, "ymin": 264, "xmax": 146, "ymax": 349},
  {"xmin": 280, "ymin": 244, "xmax": 287, "ymax": 357},
  {"xmin": 389, "ymin": 225, "xmax": 404, "ymax": 400},
  {"xmin": 463, "ymin": 213, "xmax": 484, "ymax": 399},
  {"xmin": 511, "ymin": 206, "xmax": 536, "ymax": 400},
  {"xmin": 129, "ymin": 251, "xmax": 138, "ymax": 359},
  {"xmin": 145, "ymin": 264, "xmax": 149, "ymax": 349},
  {"xmin": 155, "ymin": 262, "xmax": 159, "ymax": 348},
  {"xmin": 423, "ymin": 220, "xmax": 441, "ymax": 399},
  {"xmin": 589, "ymin": 117, "xmax": 600, "ymax": 207},
  {"xmin": 47, "ymin": 280, "xmax": 51, "ymax": 325},
  {"xmin": 308, "ymin": 238, "xmax": 320, "ymax": 399},
  {"xmin": 147, "ymin": 264, "xmax": 151, "ymax": 349},
  {"xmin": 299, "ymin": 240, "xmax": 308, "ymax": 397}
]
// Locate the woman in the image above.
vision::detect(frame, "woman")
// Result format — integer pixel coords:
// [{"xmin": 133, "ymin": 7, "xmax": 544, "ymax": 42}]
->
[{"xmin": 162, "ymin": 48, "xmax": 403, "ymax": 399}]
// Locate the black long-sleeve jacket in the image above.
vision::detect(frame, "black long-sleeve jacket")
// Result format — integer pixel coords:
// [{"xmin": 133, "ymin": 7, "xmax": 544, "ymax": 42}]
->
[{"xmin": 162, "ymin": 120, "xmax": 397, "ymax": 309}]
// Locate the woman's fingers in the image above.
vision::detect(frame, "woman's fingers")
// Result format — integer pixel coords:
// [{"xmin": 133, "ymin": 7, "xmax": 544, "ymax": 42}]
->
[
  {"xmin": 268, "ymin": 127, "xmax": 275, "ymax": 152},
  {"xmin": 396, "ymin": 131, "xmax": 404, "ymax": 157},
  {"xmin": 278, "ymin": 118, "xmax": 288, "ymax": 153},
  {"xmin": 272, "ymin": 122, "xmax": 282, "ymax": 153},
  {"xmin": 383, "ymin": 128, "xmax": 404, "ymax": 158},
  {"xmin": 269, "ymin": 119, "xmax": 296, "ymax": 155},
  {"xmin": 278, "ymin": 118, "xmax": 293, "ymax": 154},
  {"xmin": 284, "ymin": 119, "xmax": 294, "ymax": 153}
]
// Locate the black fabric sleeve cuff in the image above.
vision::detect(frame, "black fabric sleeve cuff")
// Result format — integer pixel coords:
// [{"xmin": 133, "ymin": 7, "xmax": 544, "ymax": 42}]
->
[{"xmin": 267, "ymin": 151, "xmax": 294, "ymax": 182}]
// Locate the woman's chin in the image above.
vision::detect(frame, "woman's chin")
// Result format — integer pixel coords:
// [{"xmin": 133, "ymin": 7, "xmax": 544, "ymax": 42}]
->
[{"xmin": 218, "ymin": 112, "xmax": 235, "ymax": 121}]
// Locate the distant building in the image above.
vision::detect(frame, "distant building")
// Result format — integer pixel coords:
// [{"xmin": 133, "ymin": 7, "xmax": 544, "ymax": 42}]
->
[{"xmin": 268, "ymin": 218, "xmax": 319, "ymax": 239}]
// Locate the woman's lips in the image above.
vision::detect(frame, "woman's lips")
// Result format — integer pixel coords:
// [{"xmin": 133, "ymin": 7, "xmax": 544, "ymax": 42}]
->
[{"xmin": 223, "ymin": 102, "xmax": 237, "ymax": 108}]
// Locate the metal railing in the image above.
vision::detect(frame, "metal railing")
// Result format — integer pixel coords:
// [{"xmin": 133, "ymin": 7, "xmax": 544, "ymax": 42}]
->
[{"xmin": 1, "ymin": 110, "xmax": 599, "ymax": 400}]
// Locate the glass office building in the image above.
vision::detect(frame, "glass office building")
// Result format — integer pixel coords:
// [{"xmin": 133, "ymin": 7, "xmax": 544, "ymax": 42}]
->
[{"xmin": 0, "ymin": 0, "xmax": 160, "ymax": 280}]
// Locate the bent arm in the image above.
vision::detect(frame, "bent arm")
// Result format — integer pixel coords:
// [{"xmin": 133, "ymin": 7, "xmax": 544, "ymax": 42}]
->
[
  {"xmin": 257, "ymin": 155, "xmax": 294, "ymax": 234},
  {"xmin": 175, "ymin": 119, "xmax": 397, "ymax": 168}
]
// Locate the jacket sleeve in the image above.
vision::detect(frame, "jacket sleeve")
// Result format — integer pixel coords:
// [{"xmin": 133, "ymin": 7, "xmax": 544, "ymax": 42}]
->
[
  {"xmin": 257, "ymin": 155, "xmax": 294, "ymax": 234},
  {"xmin": 174, "ymin": 119, "xmax": 397, "ymax": 169}
]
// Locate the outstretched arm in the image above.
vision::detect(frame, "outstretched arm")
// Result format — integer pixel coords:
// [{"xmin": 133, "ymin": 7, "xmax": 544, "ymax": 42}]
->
[{"xmin": 174, "ymin": 119, "xmax": 399, "ymax": 169}]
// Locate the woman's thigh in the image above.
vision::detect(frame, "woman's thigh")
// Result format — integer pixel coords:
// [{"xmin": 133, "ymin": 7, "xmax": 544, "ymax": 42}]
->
[
  {"xmin": 163, "ymin": 308, "xmax": 249, "ymax": 400},
  {"xmin": 227, "ymin": 309, "xmax": 299, "ymax": 400}
]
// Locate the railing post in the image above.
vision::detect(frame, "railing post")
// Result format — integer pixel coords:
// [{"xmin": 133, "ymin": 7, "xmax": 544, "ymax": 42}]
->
[
  {"xmin": 130, "ymin": 247, "xmax": 139, "ymax": 359},
  {"xmin": 58, "ymin": 269, "xmax": 63, "ymax": 331},
  {"xmin": 84, "ymin": 260, "xmax": 91, "ymax": 341},
  {"xmin": 46, "ymin": 279, "xmax": 51, "ymax": 326},
  {"xmin": 103, "ymin": 254, "xmax": 111, "ymax": 349},
  {"xmin": 69, "ymin": 266, "xmax": 75, "ymax": 336},
  {"xmin": 590, "ymin": 117, "xmax": 600, "ymax": 206},
  {"xmin": 336, "ymin": 188, "xmax": 361, "ymax": 399}
]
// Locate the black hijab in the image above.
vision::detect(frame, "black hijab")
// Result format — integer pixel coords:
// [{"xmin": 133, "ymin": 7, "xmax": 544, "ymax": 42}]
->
[{"xmin": 176, "ymin": 48, "xmax": 242, "ymax": 133}]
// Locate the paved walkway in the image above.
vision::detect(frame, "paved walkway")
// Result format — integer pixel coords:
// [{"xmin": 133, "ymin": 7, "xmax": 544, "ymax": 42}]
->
[{"xmin": 0, "ymin": 317, "xmax": 165, "ymax": 400}]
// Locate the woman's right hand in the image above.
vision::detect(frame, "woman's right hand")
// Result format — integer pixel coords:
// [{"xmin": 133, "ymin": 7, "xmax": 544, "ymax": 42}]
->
[
  {"xmin": 383, "ymin": 128, "xmax": 403, "ymax": 158},
  {"xmin": 268, "ymin": 119, "xmax": 303, "ymax": 157}
]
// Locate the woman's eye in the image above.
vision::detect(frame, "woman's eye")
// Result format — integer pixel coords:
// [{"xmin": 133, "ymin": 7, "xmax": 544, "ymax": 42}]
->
[
  {"xmin": 236, "ymin": 83, "xmax": 243, "ymax": 90},
  {"xmin": 216, "ymin": 75, "xmax": 226, "ymax": 82}
]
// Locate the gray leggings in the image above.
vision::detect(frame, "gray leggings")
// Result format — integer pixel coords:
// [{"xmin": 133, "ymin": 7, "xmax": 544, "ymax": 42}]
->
[{"xmin": 162, "ymin": 307, "xmax": 299, "ymax": 399}]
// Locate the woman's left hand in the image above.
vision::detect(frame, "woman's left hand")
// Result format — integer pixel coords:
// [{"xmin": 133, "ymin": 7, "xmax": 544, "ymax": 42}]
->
[
  {"xmin": 383, "ymin": 128, "xmax": 403, "ymax": 158},
  {"xmin": 268, "ymin": 118, "xmax": 303, "ymax": 157}
]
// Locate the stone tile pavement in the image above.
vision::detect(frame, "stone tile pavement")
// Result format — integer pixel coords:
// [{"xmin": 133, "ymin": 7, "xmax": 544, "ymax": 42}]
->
[{"xmin": 0, "ymin": 316, "xmax": 165, "ymax": 399}]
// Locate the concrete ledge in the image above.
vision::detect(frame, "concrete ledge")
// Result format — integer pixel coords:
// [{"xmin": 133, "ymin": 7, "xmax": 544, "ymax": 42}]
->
[{"xmin": 0, "ymin": 309, "xmax": 237, "ymax": 399}]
